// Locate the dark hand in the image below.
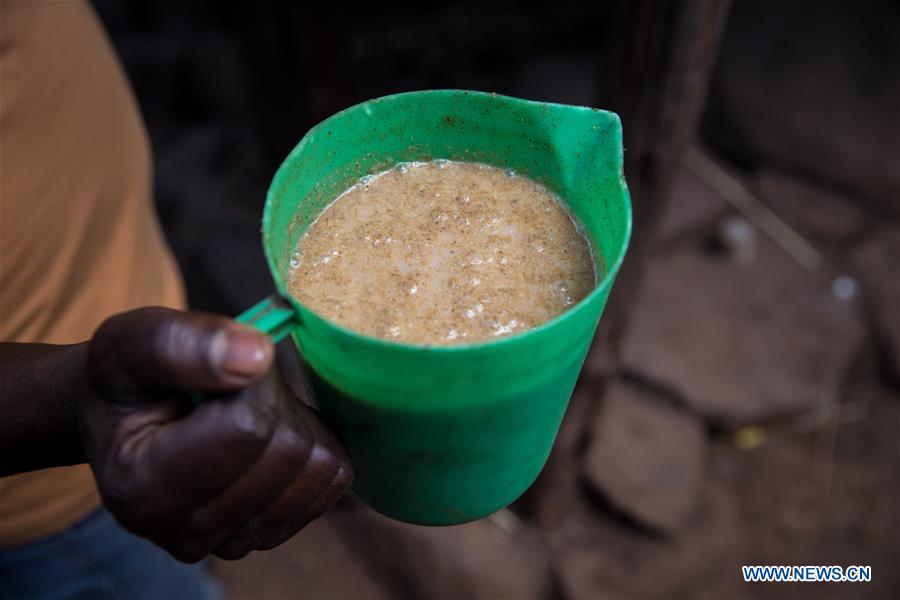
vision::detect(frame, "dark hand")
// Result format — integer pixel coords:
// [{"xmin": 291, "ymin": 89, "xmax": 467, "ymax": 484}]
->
[{"xmin": 79, "ymin": 307, "xmax": 351, "ymax": 562}]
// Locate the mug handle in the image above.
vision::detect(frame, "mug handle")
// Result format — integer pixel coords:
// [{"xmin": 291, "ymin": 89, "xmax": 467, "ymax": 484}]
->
[{"xmin": 236, "ymin": 294, "xmax": 301, "ymax": 342}]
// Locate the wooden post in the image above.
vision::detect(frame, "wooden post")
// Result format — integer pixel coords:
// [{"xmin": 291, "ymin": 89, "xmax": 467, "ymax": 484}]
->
[
  {"xmin": 520, "ymin": 0, "xmax": 732, "ymax": 528},
  {"xmin": 596, "ymin": 0, "xmax": 733, "ymax": 360}
]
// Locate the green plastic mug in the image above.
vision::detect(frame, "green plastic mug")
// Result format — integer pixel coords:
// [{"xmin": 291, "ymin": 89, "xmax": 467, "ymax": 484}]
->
[{"xmin": 235, "ymin": 90, "xmax": 631, "ymax": 525}]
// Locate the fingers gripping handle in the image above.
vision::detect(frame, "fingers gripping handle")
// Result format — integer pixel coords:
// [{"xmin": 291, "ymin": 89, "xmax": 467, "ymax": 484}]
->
[
  {"xmin": 192, "ymin": 296, "xmax": 298, "ymax": 405},
  {"xmin": 236, "ymin": 295, "xmax": 300, "ymax": 343}
]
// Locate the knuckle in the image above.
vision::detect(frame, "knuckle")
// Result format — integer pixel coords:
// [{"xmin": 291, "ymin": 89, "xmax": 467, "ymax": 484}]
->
[
  {"xmin": 269, "ymin": 425, "xmax": 314, "ymax": 471},
  {"xmin": 223, "ymin": 401, "xmax": 276, "ymax": 451},
  {"xmin": 307, "ymin": 442, "xmax": 342, "ymax": 474},
  {"xmin": 314, "ymin": 462, "xmax": 352, "ymax": 509},
  {"xmin": 332, "ymin": 464, "xmax": 353, "ymax": 492},
  {"xmin": 215, "ymin": 520, "xmax": 264, "ymax": 556}
]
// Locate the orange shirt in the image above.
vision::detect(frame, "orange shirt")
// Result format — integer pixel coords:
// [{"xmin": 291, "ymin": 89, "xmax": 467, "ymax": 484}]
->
[{"xmin": 0, "ymin": 1, "xmax": 185, "ymax": 546}]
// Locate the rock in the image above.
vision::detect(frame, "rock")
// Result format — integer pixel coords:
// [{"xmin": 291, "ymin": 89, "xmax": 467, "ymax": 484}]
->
[
  {"xmin": 622, "ymin": 233, "xmax": 866, "ymax": 426},
  {"xmin": 554, "ymin": 479, "xmax": 743, "ymax": 599},
  {"xmin": 583, "ymin": 380, "xmax": 706, "ymax": 534},
  {"xmin": 212, "ymin": 509, "xmax": 392, "ymax": 599},
  {"xmin": 851, "ymin": 227, "xmax": 900, "ymax": 380},
  {"xmin": 658, "ymin": 164, "xmax": 730, "ymax": 245},
  {"xmin": 557, "ymin": 370, "xmax": 900, "ymax": 599},
  {"xmin": 717, "ymin": 215, "xmax": 758, "ymax": 267},
  {"xmin": 335, "ymin": 504, "xmax": 551, "ymax": 600},
  {"xmin": 755, "ymin": 170, "xmax": 869, "ymax": 249}
]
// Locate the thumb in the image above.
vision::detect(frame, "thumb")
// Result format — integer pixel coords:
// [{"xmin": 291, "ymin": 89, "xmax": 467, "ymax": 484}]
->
[{"xmin": 89, "ymin": 307, "xmax": 274, "ymax": 395}]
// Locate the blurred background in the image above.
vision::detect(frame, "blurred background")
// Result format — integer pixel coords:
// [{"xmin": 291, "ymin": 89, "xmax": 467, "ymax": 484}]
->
[{"xmin": 92, "ymin": 0, "xmax": 898, "ymax": 598}]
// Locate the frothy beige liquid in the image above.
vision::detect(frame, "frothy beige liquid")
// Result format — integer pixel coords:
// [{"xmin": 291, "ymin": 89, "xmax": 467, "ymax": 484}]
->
[{"xmin": 287, "ymin": 160, "xmax": 596, "ymax": 345}]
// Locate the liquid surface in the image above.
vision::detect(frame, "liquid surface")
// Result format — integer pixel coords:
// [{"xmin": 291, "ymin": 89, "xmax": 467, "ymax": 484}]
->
[{"xmin": 288, "ymin": 160, "xmax": 596, "ymax": 345}]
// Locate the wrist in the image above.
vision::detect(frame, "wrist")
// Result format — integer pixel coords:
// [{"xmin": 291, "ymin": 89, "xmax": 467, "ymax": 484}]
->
[{"xmin": 0, "ymin": 341, "xmax": 89, "ymax": 476}]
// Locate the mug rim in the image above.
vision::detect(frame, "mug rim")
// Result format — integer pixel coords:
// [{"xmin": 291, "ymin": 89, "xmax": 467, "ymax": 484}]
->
[{"xmin": 263, "ymin": 89, "xmax": 632, "ymax": 353}]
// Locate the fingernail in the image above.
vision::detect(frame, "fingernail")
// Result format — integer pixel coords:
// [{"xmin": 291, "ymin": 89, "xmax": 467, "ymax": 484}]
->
[{"xmin": 211, "ymin": 324, "xmax": 272, "ymax": 379}]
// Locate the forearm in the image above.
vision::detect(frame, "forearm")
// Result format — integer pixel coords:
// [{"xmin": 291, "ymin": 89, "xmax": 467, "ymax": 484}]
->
[{"xmin": 0, "ymin": 342, "xmax": 88, "ymax": 476}]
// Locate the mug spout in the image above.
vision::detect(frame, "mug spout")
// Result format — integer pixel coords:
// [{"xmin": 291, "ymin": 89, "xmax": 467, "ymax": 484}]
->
[{"xmin": 535, "ymin": 101, "xmax": 625, "ymax": 192}]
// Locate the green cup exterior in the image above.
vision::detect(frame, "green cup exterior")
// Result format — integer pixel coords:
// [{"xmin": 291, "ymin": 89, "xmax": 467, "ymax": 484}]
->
[{"xmin": 262, "ymin": 90, "xmax": 631, "ymax": 525}]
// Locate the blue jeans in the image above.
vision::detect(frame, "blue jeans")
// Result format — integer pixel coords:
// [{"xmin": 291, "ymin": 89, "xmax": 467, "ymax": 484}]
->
[{"xmin": 0, "ymin": 508, "xmax": 222, "ymax": 599}]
